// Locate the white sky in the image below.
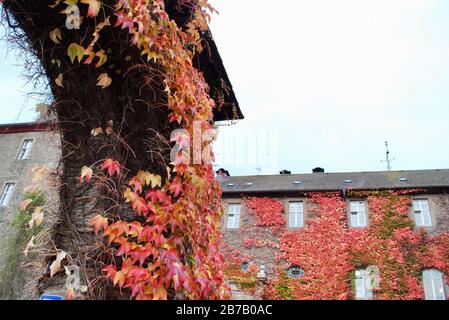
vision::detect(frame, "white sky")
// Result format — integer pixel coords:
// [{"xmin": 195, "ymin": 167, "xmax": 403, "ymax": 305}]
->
[{"xmin": 1, "ymin": 0, "xmax": 449, "ymax": 176}]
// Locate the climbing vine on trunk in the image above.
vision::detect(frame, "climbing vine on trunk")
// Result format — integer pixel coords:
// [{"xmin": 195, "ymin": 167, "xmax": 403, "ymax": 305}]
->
[{"xmin": 3, "ymin": 0, "xmax": 228, "ymax": 300}]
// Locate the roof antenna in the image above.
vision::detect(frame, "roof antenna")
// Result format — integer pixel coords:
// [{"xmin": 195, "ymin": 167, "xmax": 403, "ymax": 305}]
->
[
  {"xmin": 381, "ymin": 141, "xmax": 395, "ymax": 171},
  {"xmin": 255, "ymin": 166, "xmax": 262, "ymax": 176}
]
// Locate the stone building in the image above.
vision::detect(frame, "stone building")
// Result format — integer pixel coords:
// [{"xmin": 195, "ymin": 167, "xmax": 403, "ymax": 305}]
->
[
  {"xmin": 0, "ymin": 122, "xmax": 61, "ymax": 252},
  {"xmin": 2, "ymin": 121, "xmax": 449, "ymax": 300},
  {"xmin": 219, "ymin": 168, "xmax": 449, "ymax": 300},
  {"xmin": 0, "ymin": 121, "xmax": 61, "ymax": 299}
]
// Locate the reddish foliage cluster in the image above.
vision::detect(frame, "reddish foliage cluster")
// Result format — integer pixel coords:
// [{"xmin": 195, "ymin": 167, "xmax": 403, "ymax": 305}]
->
[
  {"xmin": 270, "ymin": 193, "xmax": 352, "ymax": 300},
  {"xmin": 243, "ymin": 238, "xmax": 280, "ymax": 249},
  {"xmin": 243, "ymin": 197, "xmax": 286, "ymax": 232},
  {"xmin": 227, "ymin": 192, "xmax": 449, "ymax": 300},
  {"xmin": 89, "ymin": 161, "xmax": 228, "ymax": 300}
]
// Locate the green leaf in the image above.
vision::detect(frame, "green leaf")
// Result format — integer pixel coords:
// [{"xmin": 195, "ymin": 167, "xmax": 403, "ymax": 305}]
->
[{"xmin": 67, "ymin": 43, "xmax": 85, "ymax": 63}]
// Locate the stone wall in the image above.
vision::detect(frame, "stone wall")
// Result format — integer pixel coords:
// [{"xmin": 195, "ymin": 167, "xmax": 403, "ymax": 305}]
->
[{"xmin": 0, "ymin": 129, "xmax": 61, "ymax": 298}]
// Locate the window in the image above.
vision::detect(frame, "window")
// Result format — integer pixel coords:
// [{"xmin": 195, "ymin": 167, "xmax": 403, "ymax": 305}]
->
[
  {"xmin": 288, "ymin": 201, "xmax": 304, "ymax": 228},
  {"xmin": 0, "ymin": 183, "xmax": 16, "ymax": 207},
  {"xmin": 350, "ymin": 201, "xmax": 367, "ymax": 228},
  {"xmin": 240, "ymin": 262, "xmax": 250, "ymax": 272},
  {"xmin": 355, "ymin": 268, "xmax": 374, "ymax": 300},
  {"xmin": 227, "ymin": 204, "xmax": 241, "ymax": 229},
  {"xmin": 18, "ymin": 139, "xmax": 33, "ymax": 160},
  {"xmin": 423, "ymin": 269, "xmax": 446, "ymax": 300},
  {"xmin": 413, "ymin": 199, "xmax": 432, "ymax": 227},
  {"xmin": 287, "ymin": 266, "xmax": 304, "ymax": 279}
]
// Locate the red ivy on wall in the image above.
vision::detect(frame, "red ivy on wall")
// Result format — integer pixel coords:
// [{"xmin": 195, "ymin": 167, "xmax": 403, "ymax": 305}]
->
[
  {"xmin": 243, "ymin": 197, "xmax": 286, "ymax": 232},
  {"xmin": 226, "ymin": 192, "xmax": 449, "ymax": 300}
]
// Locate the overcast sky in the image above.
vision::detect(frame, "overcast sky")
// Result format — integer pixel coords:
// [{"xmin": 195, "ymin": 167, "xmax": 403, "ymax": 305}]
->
[{"xmin": 1, "ymin": 0, "xmax": 449, "ymax": 176}]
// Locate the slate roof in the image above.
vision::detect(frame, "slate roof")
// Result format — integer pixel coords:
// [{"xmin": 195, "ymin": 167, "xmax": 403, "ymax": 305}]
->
[{"xmin": 220, "ymin": 169, "xmax": 449, "ymax": 195}]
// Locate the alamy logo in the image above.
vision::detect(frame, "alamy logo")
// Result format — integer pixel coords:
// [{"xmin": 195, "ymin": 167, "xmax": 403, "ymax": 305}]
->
[
  {"xmin": 170, "ymin": 122, "xmax": 217, "ymax": 165},
  {"xmin": 66, "ymin": 5, "xmax": 81, "ymax": 30}
]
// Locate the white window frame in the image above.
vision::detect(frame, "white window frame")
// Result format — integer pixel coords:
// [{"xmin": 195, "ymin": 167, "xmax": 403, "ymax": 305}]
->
[
  {"xmin": 423, "ymin": 269, "xmax": 446, "ymax": 300},
  {"xmin": 17, "ymin": 139, "xmax": 34, "ymax": 160},
  {"xmin": 355, "ymin": 268, "xmax": 374, "ymax": 300},
  {"xmin": 0, "ymin": 183, "xmax": 16, "ymax": 207},
  {"xmin": 349, "ymin": 201, "xmax": 367, "ymax": 228},
  {"xmin": 288, "ymin": 201, "xmax": 304, "ymax": 228},
  {"xmin": 227, "ymin": 203, "xmax": 241, "ymax": 229},
  {"xmin": 413, "ymin": 199, "xmax": 432, "ymax": 227}
]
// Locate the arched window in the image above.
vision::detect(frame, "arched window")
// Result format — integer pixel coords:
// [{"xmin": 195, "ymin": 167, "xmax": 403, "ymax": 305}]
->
[
  {"xmin": 240, "ymin": 262, "xmax": 250, "ymax": 272},
  {"xmin": 354, "ymin": 266, "xmax": 380, "ymax": 300},
  {"xmin": 354, "ymin": 268, "xmax": 374, "ymax": 300},
  {"xmin": 287, "ymin": 266, "xmax": 304, "ymax": 279},
  {"xmin": 423, "ymin": 269, "xmax": 446, "ymax": 300}
]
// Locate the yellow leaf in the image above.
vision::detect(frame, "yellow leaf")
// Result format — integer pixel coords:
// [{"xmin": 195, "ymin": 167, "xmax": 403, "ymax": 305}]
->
[
  {"xmin": 150, "ymin": 174, "xmax": 162, "ymax": 188},
  {"xmin": 36, "ymin": 103, "xmax": 49, "ymax": 118},
  {"xmin": 55, "ymin": 73, "xmax": 64, "ymax": 87},
  {"xmin": 153, "ymin": 285, "xmax": 167, "ymax": 300},
  {"xmin": 95, "ymin": 50, "xmax": 107, "ymax": 68},
  {"xmin": 49, "ymin": 28, "xmax": 63, "ymax": 44},
  {"xmin": 91, "ymin": 127, "xmax": 104, "ymax": 136},
  {"xmin": 29, "ymin": 207, "xmax": 44, "ymax": 228},
  {"xmin": 80, "ymin": 0, "xmax": 101, "ymax": 17},
  {"xmin": 64, "ymin": 0, "xmax": 79, "ymax": 5},
  {"xmin": 113, "ymin": 270, "xmax": 125, "ymax": 287},
  {"xmin": 136, "ymin": 171, "xmax": 161, "ymax": 188},
  {"xmin": 49, "ymin": 250, "xmax": 67, "ymax": 277},
  {"xmin": 80, "ymin": 166, "xmax": 93, "ymax": 183},
  {"xmin": 23, "ymin": 235, "xmax": 37, "ymax": 258},
  {"xmin": 123, "ymin": 187, "xmax": 137, "ymax": 203},
  {"xmin": 96, "ymin": 73, "xmax": 112, "ymax": 89}
]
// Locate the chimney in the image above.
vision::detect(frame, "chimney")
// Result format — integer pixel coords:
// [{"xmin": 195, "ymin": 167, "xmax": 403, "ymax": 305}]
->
[
  {"xmin": 312, "ymin": 167, "xmax": 325, "ymax": 173},
  {"xmin": 279, "ymin": 170, "xmax": 291, "ymax": 175},
  {"xmin": 216, "ymin": 168, "xmax": 230, "ymax": 177}
]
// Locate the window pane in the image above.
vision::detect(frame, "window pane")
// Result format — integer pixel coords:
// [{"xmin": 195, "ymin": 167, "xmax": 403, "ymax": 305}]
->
[
  {"xmin": 351, "ymin": 212, "xmax": 359, "ymax": 227},
  {"xmin": 297, "ymin": 211, "xmax": 303, "ymax": 227},
  {"xmin": 359, "ymin": 210, "xmax": 367, "ymax": 227},
  {"xmin": 413, "ymin": 200, "xmax": 422, "ymax": 210},
  {"xmin": 289, "ymin": 212, "xmax": 296, "ymax": 227},
  {"xmin": 423, "ymin": 210, "xmax": 432, "ymax": 227},
  {"xmin": 289, "ymin": 202, "xmax": 303, "ymax": 228},
  {"xmin": 350, "ymin": 201, "xmax": 367, "ymax": 228},
  {"xmin": 414, "ymin": 211, "xmax": 423, "ymax": 226},
  {"xmin": 18, "ymin": 139, "xmax": 33, "ymax": 160},
  {"xmin": 0, "ymin": 183, "xmax": 15, "ymax": 206},
  {"xmin": 355, "ymin": 276, "xmax": 365, "ymax": 299},
  {"xmin": 227, "ymin": 214, "xmax": 235, "ymax": 228},
  {"xmin": 227, "ymin": 204, "xmax": 240, "ymax": 229},
  {"xmin": 413, "ymin": 200, "xmax": 432, "ymax": 227},
  {"xmin": 355, "ymin": 268, "xmax": 374, "ymax": 300},
  {"xmin": 423, "ymin": 269, "xmax": 446, "ymax": 300},
  {"xmin": 234, "ymin": 213, "xmax": 240, "ymax": 228},
  {"xmin": 421, "ymin": 201, "xmax": 431, "ymax": 226}
]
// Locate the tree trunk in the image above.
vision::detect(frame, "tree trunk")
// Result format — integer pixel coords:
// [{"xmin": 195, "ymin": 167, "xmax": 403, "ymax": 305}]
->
[{"xmin": 3, "ymin": 0, "xmax": 190, "ymax": 299}]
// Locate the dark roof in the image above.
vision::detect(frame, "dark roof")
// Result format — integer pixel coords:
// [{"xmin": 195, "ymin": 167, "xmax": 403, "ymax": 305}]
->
[
  {"xmin": 220, "ymin": 169, "xmax": 449, "ymax": 195},
  {"xmin": 0, "ymin": 121, "xmax": 56, "ymax": 134},
  {"xmin": 194, "ymin": 32, "xmax": 244, "ymax": 121},
  {"xmin": 165, "ymin": 1, "xmax": 243, "ymax": 122}
]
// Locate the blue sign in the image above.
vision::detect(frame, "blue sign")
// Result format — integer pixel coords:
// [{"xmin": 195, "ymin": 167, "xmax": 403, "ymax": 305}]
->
[{"xmin": 40, "ymin": 294, "xmax": 64, "ymax": 300}]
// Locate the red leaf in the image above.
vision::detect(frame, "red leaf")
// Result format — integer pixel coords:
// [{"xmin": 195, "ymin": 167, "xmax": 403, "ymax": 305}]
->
[
  {"xmin": 90, "ymin": 214, "xmax": 108, "ymax": 235},
  {"xmin": 168, "ymin": 178, "xmax": 183, "ymax": 197},
  {"xmin": 101, "ymin": 159, "xmax": 121, "ymax": 177},
  {"xmin": 132, "ymin": 197, "xmax": 149, "ymax": 216}
]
